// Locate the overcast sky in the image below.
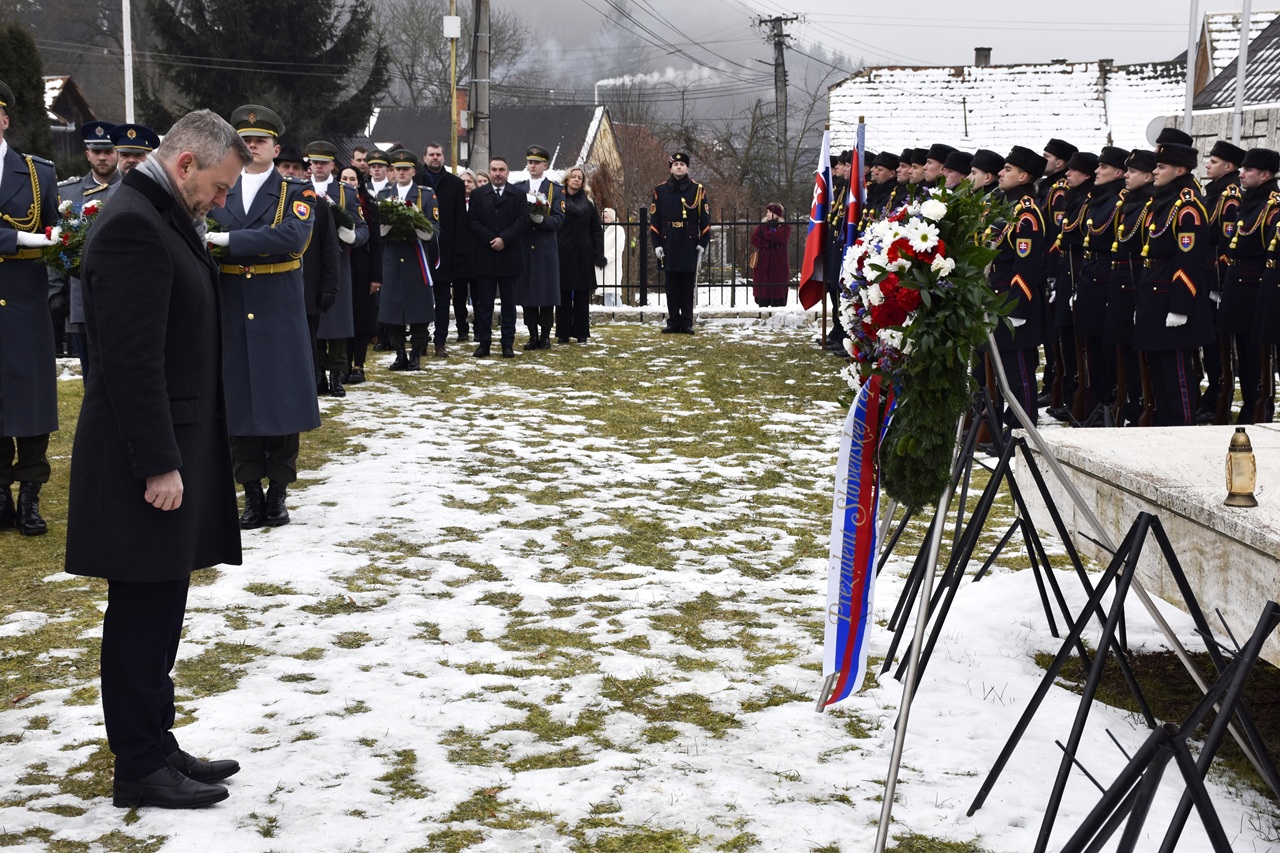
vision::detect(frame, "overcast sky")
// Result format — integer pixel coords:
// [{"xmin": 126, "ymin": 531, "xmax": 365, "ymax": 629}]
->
[{"xmin": 536, "ymin": 0, "xmax": 1280, "ymax": 81}]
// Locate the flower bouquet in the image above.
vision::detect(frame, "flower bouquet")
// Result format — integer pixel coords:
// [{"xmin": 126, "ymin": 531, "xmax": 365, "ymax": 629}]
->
[
  {"xmin": 527, "ymin": 191, "xmax": 550, "ymax": 219},
  {"xmin": 324, "ymin": 195, "xmax": 356, "ymax": 231},
  {"xmin": 41, "ymin": 198, "xmax": 104, "ymax": 278},
  {"xmin": 204, "ymin": 216, "xmax": 229, "ymax": 259},
  {"xmin": 838, "ymin": 184, "xmax": 1012, "ymax": 509},
  {"xmin": 377, "ymin": 197, "xmax": 434, "ymax": 242}
]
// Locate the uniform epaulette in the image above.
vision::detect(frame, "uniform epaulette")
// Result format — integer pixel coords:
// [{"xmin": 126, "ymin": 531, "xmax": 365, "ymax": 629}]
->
[
  {"xmin": 1224, "ymin": 185, "xmax": 1243, "ymax": 199},
  {"xmin": 1179, "ymin": 188, "xmax": 1198, "ymax": 203},
  {"xmin": 27, "ymin": 154, "xmax": 54, "ymax": 167},
  {"xmin": 57, "ymin": 175, "xmax": 81, "ymax": 187},
  {"xmin": 1270, "ymin": 191, "xmax": 1280, "ymax": 205},
  {"xmin": 1053, "ymin": 178, "xmax": 1069, "ymax": 190},
  {"xmin": 282, "ymin": 176, "xmax": 309, "ymax": 185},
  {"xmin": 1019, "ymin": 195, "xmax": 1037, "ymax": 208}
]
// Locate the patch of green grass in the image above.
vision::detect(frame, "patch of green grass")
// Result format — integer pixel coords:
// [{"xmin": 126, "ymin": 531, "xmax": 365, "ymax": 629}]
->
[
  {"xmin": 891, "ymin": 833, "xmax": 990, "ymax": 852},
  {"xmin": 374, "ymin": 748, "xmax": 430, "ymax": 800},
  {"xmin": 478, "ymin": 591, "xmax": 523, "ymax": 609},
  {"xmin": 649, "ymin": 591, "xmax": 761, "ymax": 651},
  {"xmin": 717, "ymin": 833, "xmax": 761, "ymax": 852},
  {"xmin": 299, "ymin": 595, "xmax": 386, "ymax": 615},
  {"xmin": 334, "ymin": 631, "xmax": 372, "ymax": 649},
  {"xmin": 415, "ymin": 621, "xmax": 442, "ymax": 641},
  {"xmin": 740, "ymin": 685, "xmax": 810, "ymax": 713},
  {"xmin": 244, "ymin": 582, "xmax": 295, "ymax": 597},
  {"xmin": 423, "ymin": 828, "xmax": 484, "ymax": 852},
  {"xmin": 441, "ymin": 727, "xmax": 503, "ymax": 766},
  {"xmin": 506, "ymin": 746, "xmax": 593, "ymax": 771},
  {"xmin": 567, "ymin": 827, "xmax": 698, "ymax": 853},
  {"xmin": 292, "ymin": 647, "xmax": 326, "ymax": 661},
  {"xmin": 174, "ymin": 642, "xmax": 262, "ymax": 699},
  {"xmin": 499, "ymin": 703, "xmax": 606, "ymax": 744}
]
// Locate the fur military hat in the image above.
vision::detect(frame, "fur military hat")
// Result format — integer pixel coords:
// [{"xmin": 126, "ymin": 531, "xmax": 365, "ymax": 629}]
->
[
  {"xmin": 112, "ymin": 124, "xmax": 160, "ymax": 153},
  {"xmin": 80, "ymin": 121, "xmax": 116, "ymax": 150},
  {"xmin": 0, "ymin": 79, "xmax": 13, "ymax": 112},
  {"xmin": 230, "ymin": 104, "xmax": 284, "ymax": 138},
  {"xmin": 1155, "ymin": 127, "xmax": 1193, "ymax": 147},
  {"xmin": 927, "ymin": 143, "xmax": 957, "ymax": 164},
  {"xmin": 1126, "ymin": 149, "xmax": 1157, "ymax": 173},
  {"xmin": 1208, "ymin": 140, "xmax": 1246, "ymax": 166},
  {"xmin": 1005, "ymin": 146, "xmax": 1047, "ymax": 180},
  {"xmin": 1066, "ymin": 151, "xmax": 1099, "ymax": 175},
  {"xmin": 873, "ymin": 151, "xmax": 900, "ymax": 170},
  {"xmin": 837, "ymin": 149, "xmax": 854, "ymax": 165},
  {"xmin": 670, "ymin": 151, "xmax": 690, "ymax": 166},
  {"xmin": 1043, "ymin": 138, "xmax": 1077, "ymax": 162},
  {"xmin": 1155, "ymin": 143, "xmax": 1198, "ymax": 170},
  {"xmin": 910, "ymin": 148, "xmax": 929, "ymax": 166},
  {"xmin": 1099, "ymin": 146, "xmax": 1130, "ymax": 170},
  {"xmin": 304, "ymin": 140, "xmax": 339, "ymax": 162},
  {"xmin": 1241, "ymin": 147, "xmax": 1280, "ymax": 174},
  {"xmin": 971, "ymin": 149, "xmax": 1005, "ymax": 175},
  {"xmin": 943, "ymin": 150, "xmax": 973, "ymax": 174},
  {"xmin": 899, "ymin": 148, "xmax": 914, "ymax": 164}
]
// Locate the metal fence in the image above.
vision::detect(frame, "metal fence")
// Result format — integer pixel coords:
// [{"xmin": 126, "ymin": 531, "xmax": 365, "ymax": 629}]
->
[{"xmin": 597, "ymin": 210, "xmax": 811, "ymax": 309}]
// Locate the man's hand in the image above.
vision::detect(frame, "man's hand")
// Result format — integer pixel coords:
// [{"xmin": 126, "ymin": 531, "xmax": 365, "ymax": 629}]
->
[
  {"xmin": 1166, "ymin": 312, "xmax": 1188, "ymax": 328},
  {"xmin": 49, "ymin": 291, "xmax": 69, "ymax": 315},
  {"xmin": 370, "ymin": 280, "xmax": 382, "ymax": 294},
  {"xmin": 207, "ymin": 232, "xmax": 231, "ymax": 248},
  {"xmin": 380, "ymin": 224, "xmax": 392, "ymax": 237},
  {"xmin": 1210, "ymin": 291, "xmax": 1221, "ymax": 304},
  {"xmin": 530, "ymin": 213, "xmax": 545, "ymax": 225},
  {"xmin": 16, "ymin": 231, "xmax": 54, "ymax": 248},
  {"xmin": 414, "ymin": 228, "xmax": 432, "ymax": 241},
  {"xmin": 490, "ymin": 236, "xmax": 505, "ymax": 251},
  {"xmin": 318, "ymin": 290, "xmax": 337, "ymax": 313},
  {"xmin": 337, "ymin": 226, "xmax": 356, "ymax": 244},
  {"xmin": 144, "ymin": 470, "xmax": 183, "ymax": 511},
  {"xmin": 654, "ymin": 246, "xmax": 664, "ymax": 261}
]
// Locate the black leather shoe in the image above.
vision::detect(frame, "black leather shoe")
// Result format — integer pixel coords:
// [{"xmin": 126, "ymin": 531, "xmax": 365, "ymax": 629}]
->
[
  {"xmin": 315, "ymin": 368, "xmax": 328, "ymax": 395},
  {"xmin": 1048, "ymin": 405, "xmax": 1071, "ymax": 422},
  {"xmin": 557, "ymin": 337, "xmax": 571, "ymax": 344},
  {"xmin": 405, "ymin": 351, "xmax": 422, "ymax": 371},
  {"xmin": 456, "ymin": 328, "xmax": 470, "ymax": 343},
  {"xmin": 166, "ymin": 749, "xmax": 240, "ymax": 784},
  {"xmin": 345, "ymin": 368, "xmax": 365, "ymax": 385},
  {"xmin": 501, "ymin": 344, "xmax": 515, "ymax": 358},
  {"xmin": 264, "ymin": 481, "xmax": 289, "ymax": 527},
  {"xmin": 661, "ymin": 325, "xmax": 676, "ymax": 334},
  {"xmin": 0, "ymin": 486, "xmax": 13, "ymax": 530},
  {"xmin": 16, "ymin": 482, "xmax": 47, "ymax": 536},
  {"xmin": 388, "ymin": 349, "xmax": 410, "ymax": 370},
  {"xmin": 523, "ymin": 337, "xmax": 542, "ymax": 351},
  {"xmin": 472, "ymin": 344, "xmax": 491, "ymax": 358},
  {"xmin": 113, "ymin": 764, "xmax": 228, "ymax": 809},
  {"xmin": 239, "ymin": 482, "xmax": 266, "ymax": 530},
  {"xmin": 328, "ymin": 370, "xmax": 346, "ymax": 398},
  {"xmin": 1036, "ymin": 391, "xmax": 1052, "ymax": 407}
]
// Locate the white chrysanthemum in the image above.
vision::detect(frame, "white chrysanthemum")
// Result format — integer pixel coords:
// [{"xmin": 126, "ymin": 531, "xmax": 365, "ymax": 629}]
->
[
  {"xmin": 920, "ymin": 199, "xmax": 948, "ymax": 221},
  {"xmin": 58, "ymin": 199, "xmax": 73, "ymax": 214},
  {"xmin": 906, "ymin": 202, "xmax": 922, "ymax": 217},
  {"xmin": 839, "ymin": 298, "xmax": 858, "ymax": 328},
  {"xmin": 905, "ymin": 220, "xmax": 940, "ymax": 252},
  {"xmin": 863, "ymin": 251, "xmax": 890, "ymax": 274},
  {"xmin": 843, "ymin": 337, "xmax": 855, "ymax": 356},
  {"xmin": 843, "ymin": 363, "xmax": 863, "ymax": 394},
  {"xmin": 931, "ymin": 254, "xmax": 956, "ymax": 275},
  {"xmin": 878, "ymin": 327, "xmax": 904, "ymax": 349},
  {"xmin": 891, "ymin": 258, "xmax": 914, "ymax": 273},
  {"xmin": 863, "ymin": 282, "xmax": 885, "ymax": 306}
]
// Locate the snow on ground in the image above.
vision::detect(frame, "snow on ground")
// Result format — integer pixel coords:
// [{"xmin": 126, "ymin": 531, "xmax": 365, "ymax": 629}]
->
[{"xmin": 0, "ymin": 320, "xmax": 1276, "ymax": 852}]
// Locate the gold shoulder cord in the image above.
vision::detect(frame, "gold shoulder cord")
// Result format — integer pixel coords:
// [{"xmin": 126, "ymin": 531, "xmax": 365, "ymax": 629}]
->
[
  {"xmin": 272, "ymin": 181, "xmax": 288, "ymax": 226},
  {"xmin": 0, "ymin": 157, "xmax": 41, "ymax": 232}
]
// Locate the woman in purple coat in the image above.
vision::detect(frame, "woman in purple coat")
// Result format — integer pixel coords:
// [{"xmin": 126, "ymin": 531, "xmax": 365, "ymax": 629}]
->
[{"xmin": 750, "ymin": 203, "xmax": 791, "ymax": 307}]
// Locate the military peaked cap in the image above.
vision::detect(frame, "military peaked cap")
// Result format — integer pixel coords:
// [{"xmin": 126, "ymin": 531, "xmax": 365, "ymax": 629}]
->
[
  {"xmin": 526, "ymin": 144, "xmax": 551, "ymax": 163},
  {"xmin": 305, "ymin": 140, "xmax": 339, "ymax": 162},
  {"xmin": 80, "ymin": 121, "xmax": 116, "ymax": 149},
  {"xmin": 366, "ymin": 149, "xmax": 391, "ymax": 167},
  {"xmin": 390, "ymin": 148, "xmax": 418, "ymax": 168},
  {"xmin": 0, "ymin": 80, "xmax": 13, "ymax": 111},
  {"xmin": 230, "ymin": 104, "xmax": 284, "ymax": 138},
  {"xmin": 112, "ymin": 124, "xmax": 160, "ymax": 153}
]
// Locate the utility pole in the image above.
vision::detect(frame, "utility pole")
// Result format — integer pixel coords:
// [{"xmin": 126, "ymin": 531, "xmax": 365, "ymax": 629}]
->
[
  {"xmin": 445, "ymin": 1, "xmax": 461, "ymax": 170},
  {"xmin": 755, "ymin": 14, "xmax": 799, "ymax": 165},
  {"xmin": 472, "ymin": 0, "xmax": 491, "ymax": 172}
]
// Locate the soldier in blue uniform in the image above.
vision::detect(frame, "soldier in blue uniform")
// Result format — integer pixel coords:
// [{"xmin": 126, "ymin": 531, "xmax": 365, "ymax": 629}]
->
[
  {"xmin": 306, "ymin": 140, "xmax": 368, "ymax": 393},
  {"xmin": 208, "ymin": 104, "xmax": 319, "ymax": 527},
  {"xmin": 511, "ymin": 144, "xmax": 563, "ymax": 350},
  {"xmin": 1134, "ymin": 142, "xmax": 1213, "ymax": 426},
  {"xmin": 1200, "ymin": 139, "xmax": 1245, "ymax": 422},
  {"xmin": 650, "ymin": 152, "xmax": 710, "ymax": 334},
  {"xmin": 969, "ymin": 149, "xmax": 1005, "ymax": 195},
  {"xmin": 377, "ymin": 148, "xmax": 439, "ymax": 370},
  {"xmin": 50, "ymin": 120, "xmax": 120, "ymax": 372},
  {"xmin": 1106, "ymin": 149, "xmax": 1158, "ymax": 426},
  {"xmin": 111, "ymin": 123, "xmax": 160, "ymax": 176},
  {"xmin": 0, "ymin": 80, "xmax": 59, "ymax": 535}
]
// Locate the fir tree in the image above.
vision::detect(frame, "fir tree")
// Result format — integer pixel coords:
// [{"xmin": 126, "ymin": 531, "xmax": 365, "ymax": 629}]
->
[
  {"xmin": 141, "ymin": 0, "xmax": 388, "ymax": 145},
  {"xmin": 0, "ymin": 23, "xmax": 55, "ymax": 159}
]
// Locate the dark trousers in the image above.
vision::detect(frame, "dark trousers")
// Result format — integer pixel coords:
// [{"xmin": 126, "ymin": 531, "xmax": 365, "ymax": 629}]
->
[
  {"xmin": 1148, "ymin": 348, "xmax": 1199, "ymax": 426},
  {"xmin": 1056, "ymin": 325, "xmax": 1078, "ymax": 401},
  {"xmin": 826, "ymin": 281, "xmax": 846, "ymax": 342},
  {"xmin": 0, "ymin": 433, "xmax": 51, "ymax": 485},
  {"xmin": 556, "ymin": 290, "xmax": 591, "ymax": 340},
  {"xmin": 1231, "ymin": 333, "xmax": 1261, "ymax": 424},
  {"xmin": 1086, "ymin": 334, "xmax": 1115, "ymax": 406},
  {"xmin": 998, "ymin": 347, "xmax": 1040, "ymax": 428},
  {"xmin": 389, "ymin": 323, "xmax": 429, "ymax": 354},
  {"xmin": 101, "ymin": 576, "xmax": 189, "ymax": 781},
  {"xmin": 315, "ymin": 337, "xmax": 347, "ymax": 372},
  {"xmin": 453, "ymin": 279, "xmax": 472, "ymax": 337},
  {"xmin": 306, "ymin": 313, "xmax": 321, "ymax": 373},
  {"xmin": 473, "ymin": 277, "xmax": 517, "ymax": 346},
  {"xmin": 523, "ymin": 305, "xmax": 553, "ymax": 337},
  {"xmin": 432, "ymin": 280, "xmax": 453, "ymax": 345},
  {"xmin": 664, "ymin": 271, "xmax": 695, "ymax": 330},
  {"xmin": 1116, "ymin": 344, "xmax": 1143, "ymax": 425},
  {"xmin": 348, "ymin": 334, "xmax": 372, "ymax": 370},
  {"xmin": 230, "ymin": 434, "xmax": 300, "ymax": 484}
]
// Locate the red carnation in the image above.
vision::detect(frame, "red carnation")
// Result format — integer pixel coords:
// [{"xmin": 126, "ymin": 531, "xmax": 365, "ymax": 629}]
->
[
  {"xmin": 897, "ymin": 286, "xmax": 922, "ymax": 313},
  {"xmin": 870, "ymin": 300, "xmax": 907, "ymax": 328}
]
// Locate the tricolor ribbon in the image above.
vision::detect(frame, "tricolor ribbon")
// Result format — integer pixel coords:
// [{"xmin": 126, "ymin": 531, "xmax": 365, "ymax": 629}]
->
[
  {"xmin": 414, "ymin": 239, "xmax": 434, "ymax": 287},
  {"xmin": 823, "ymin": 376, "xmax": 896, "ymax": 706}
]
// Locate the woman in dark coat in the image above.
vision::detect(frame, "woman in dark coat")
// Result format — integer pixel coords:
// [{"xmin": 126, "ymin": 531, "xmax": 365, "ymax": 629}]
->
[
  {"xmin": 453, "ymin": 170, "xmax": 479, "ymax": 342},
  {"xmin": 343, "ymin": 166, "xmax": 382, "ymax": 383},
  {"xmin": 751, "ymin": 203, "xmax": 791, "ymax": 307},
  {"xmin": 555, "ymin": 166, "xmax": 606, "ymax": 342}
]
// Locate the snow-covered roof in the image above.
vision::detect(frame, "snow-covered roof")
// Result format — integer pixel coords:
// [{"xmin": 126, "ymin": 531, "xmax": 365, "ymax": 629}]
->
[
  {"xmin": 1196, "ymin": 15, "xmax": 1280, "ymax": 110},
  {"xmin": 44, "ymin": 75, "xmax": 67, "ymax": 123},
  {"xmin": 829, "ymin": 60, "xmax": 1184, "ymax": 156},
  {"xmin": 1204, "ymin": 10, "xmax": 1280, "ymax": 75}
]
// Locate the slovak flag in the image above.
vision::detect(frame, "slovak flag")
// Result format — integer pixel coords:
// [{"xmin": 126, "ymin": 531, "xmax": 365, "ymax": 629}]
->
[
  {"xmin": 797, "ymin": 131, "xmax": 832, "ymax": 310},
  {"xmin": 844, "ymin": 123, "xmax": 865, "ymax": 248}
]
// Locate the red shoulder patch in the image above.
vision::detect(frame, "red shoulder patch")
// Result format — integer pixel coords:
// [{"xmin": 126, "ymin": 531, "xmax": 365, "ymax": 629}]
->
[{"xmin": 302, "ymin": 189, "xmax": 317, "ymax": 199}]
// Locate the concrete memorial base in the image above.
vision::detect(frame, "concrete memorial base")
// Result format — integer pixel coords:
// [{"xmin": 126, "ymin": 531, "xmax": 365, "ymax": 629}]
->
[{"xmin": 1014, "ymin": 424, "xmax": 1280, "ymax": 667}]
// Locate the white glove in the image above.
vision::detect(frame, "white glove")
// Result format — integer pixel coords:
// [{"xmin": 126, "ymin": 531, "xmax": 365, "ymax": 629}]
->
[
  {"xmin": 1210, "ymin": 291, "xmax": 1221, "ymax": 305},
  {"xmin": 1048, "ymin": 288, "xmax": 1056, "ymax": 303},
  {"xmin": 16, "ymin": 231, "xmax": 54, "ymax": 248},
  {"xmin": 414, "ymin": 228, "xmax": 432, "ymax": 241},
  {"xmin": 207, "ymin": 232, "xmax": 230, "ymax": 248},
  {"xmin": 530, "ymin": 213, "xmax": 544, "ymax": 224},
  {"xmin": 380, "ymin": 224, "xmax": 392, "ymax": 237},
  {"xmin": 654, "ymin": 246, "xmax": 664, "ymax": 261},
  {"xmin": 1165, "ymin": 312, "xmax": 1188, "ymax": 327},
  {"xmin": 337, "ymin": 226, "xmax": 356, "ymax": 244},
  {"xmin": 1069, "ymin": 293, "xmax": 1076, "ymax": 309},
  {"xmin": 1010, "ymin": 317, "xmax": 1027, "ymax": 327}
]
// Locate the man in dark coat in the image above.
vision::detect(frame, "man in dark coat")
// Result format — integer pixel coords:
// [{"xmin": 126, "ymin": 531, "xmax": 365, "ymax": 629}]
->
[
  {"xmin": 1074, "ymin": 146, "xmax": 1129, "ymax": 420},
  {"xmin": 467, "ymin": 156, "xmax": 529, "ymax": 358},
  {"xmin": 377, "ymin": 148, "xmax": 440, "ymax": 370},
  {"xmin": 650, "ymin": 151, "xmax": 710, "ymax": 334},
  {"xmin": 0, "ymin": 79, "xmax": 60, "ymax": 536},
  {"xmin": 69, "ymin": 108, "xmax": 246, "ymax": 809},
  {"xmin": 511, "ymin": 144, "xmax": 564, "ymax": 350},
  {"xmin": 1201, "ymin": 139, "xmax": 1245, "ymax": 421},
  {"xmin": 208, "ymin": 105, "xmax": 320, "ymax": 527},
  {"xmin": 419, "ymin": 142, "xmax": 468, "ymax": 354}
]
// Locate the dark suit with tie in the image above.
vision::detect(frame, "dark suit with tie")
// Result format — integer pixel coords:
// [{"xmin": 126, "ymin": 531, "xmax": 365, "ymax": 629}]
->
[{"xmin": 467, "ymin": 182, "xmax": 529, "ymax": 351}]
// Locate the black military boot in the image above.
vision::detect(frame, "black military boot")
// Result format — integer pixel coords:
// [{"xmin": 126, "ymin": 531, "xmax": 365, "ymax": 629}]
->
[
  {"xmin": 264, "ymin": 481, "xmax": 290, "ymax": 527},
  {"xmin": 239, "ymin": 481, "xmax": 266, "ymax": 530},
  {"xmin": 539, "ymin": 326, "xmax": 552, "ymax": 349},
  {"xmin": 17, "ymin": 482, "xmax": 48, "ymax": 536},
  {"xmin": 406, "ymin": 346, "xmax": 422, "ymax": 371},
  {"xmin": 522, "ymin": 334, "xmax": 542, "ymax": 351},
  {"xmin": 329, "ymin": 370, "xmax": 346, "ymax": 398},
  {"xmin": 388, "ymin": 348, "xmax": 409, "ymax": 370},
  {"xmin": 315, "ymin": 367, "xmax": 329, "ymax": 394},
  {"xmin": 0, "ymin": 485, "xmax": 13, "ymax": 530}
]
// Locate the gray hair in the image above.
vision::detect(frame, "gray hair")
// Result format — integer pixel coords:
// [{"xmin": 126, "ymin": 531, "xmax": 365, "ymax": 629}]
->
[{"xmin": 156, "ymin": 109, "xmax": 251, "ymax": 169}]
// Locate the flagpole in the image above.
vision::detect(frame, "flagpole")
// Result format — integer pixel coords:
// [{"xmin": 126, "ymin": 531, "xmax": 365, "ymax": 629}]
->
[{"xmin": 122, "ymin": 0, "xmax": 134, "ymax": 123}]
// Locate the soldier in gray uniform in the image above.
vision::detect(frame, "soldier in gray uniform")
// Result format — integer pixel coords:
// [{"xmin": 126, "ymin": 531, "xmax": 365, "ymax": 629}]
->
[
  {"xmin": 207, "ymin": 104, "xmax": 319, "ymax": 528},
  {"xmin": 510, "ymin": 144, "xmax": 564, "ymax": 350},
  {"xmin": 51, "ymin": 120, "xmax": 120, "ymax": 370},
  {"xmin": 0, "ymin": 80, "xmax": 60, "ymax": 535}
]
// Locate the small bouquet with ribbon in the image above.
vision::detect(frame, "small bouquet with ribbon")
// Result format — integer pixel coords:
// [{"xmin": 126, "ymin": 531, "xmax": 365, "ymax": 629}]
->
[
  {"xmin": 204, "ymin": 216, "xmax": 229, "ymax": 259},
  {"xmin": 325, "ymin": 195, "xmax": 356, "ymax": 231},
  {"xmin": 41, "ymin": 198, "xmax": 104, "ymax": 278},
  {"xmin": 377, "ymin": 197, "xmax": 434, "ymax": 242}
]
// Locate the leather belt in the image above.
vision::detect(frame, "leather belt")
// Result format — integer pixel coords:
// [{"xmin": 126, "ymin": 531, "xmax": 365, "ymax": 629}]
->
[
  {"xmin": 1222, "ymin": 257, "xmax": 1264, "ymax": 268},
  {"xmin": 1083, "ymin": 250, "xmax": 1103, "ymax": 261},
  {"xmin": 0, "ymin": 248, "xmax": 43, "ymax": 262},
  {"xmin": 219, "ymin": 260, "xmax": 302, "ymax": 277},
  {"xmin": 1112, "ymin": 259, "xmax": 1134, "ymax": 268}
]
